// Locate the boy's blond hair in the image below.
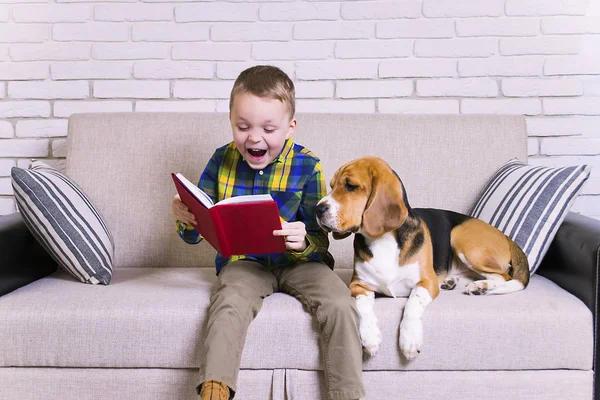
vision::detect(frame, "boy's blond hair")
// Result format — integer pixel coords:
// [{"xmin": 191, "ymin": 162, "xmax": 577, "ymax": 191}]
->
[{"xmin": 229, "ymin": 65, "xmax": 295, "ymax": 118}]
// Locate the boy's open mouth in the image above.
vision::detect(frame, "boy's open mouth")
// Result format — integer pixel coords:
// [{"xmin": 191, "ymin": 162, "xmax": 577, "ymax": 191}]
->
[{"xmin": 248, "ymin": 148, "xmax": 267, "ymax": 158}]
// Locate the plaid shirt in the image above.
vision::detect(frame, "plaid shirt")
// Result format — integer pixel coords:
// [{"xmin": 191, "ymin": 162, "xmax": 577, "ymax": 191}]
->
[{"xmin": 176, "ymin": 138, "xmax": 334, "ymax": 274}]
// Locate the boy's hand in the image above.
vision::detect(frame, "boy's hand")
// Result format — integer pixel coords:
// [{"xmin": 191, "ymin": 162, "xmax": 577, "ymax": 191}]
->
[
  {"xmin": 273, "ymin": 221, "xmax": 307, "ymax": 252},
  {"xmin": 172, "ymin": 194, "xmax": 197, "ymax": 226}
]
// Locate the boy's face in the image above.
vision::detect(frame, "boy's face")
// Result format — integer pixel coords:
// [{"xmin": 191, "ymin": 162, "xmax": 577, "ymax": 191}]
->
[{"xmin": 230, "ymin": 92, "xmax": 296, "ymax": 170}]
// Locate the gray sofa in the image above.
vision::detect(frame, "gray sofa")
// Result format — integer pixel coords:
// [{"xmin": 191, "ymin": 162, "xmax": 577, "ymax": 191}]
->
[{"xmin": 0, "ymin": 113, "xmax": 598, "ymax": 400}]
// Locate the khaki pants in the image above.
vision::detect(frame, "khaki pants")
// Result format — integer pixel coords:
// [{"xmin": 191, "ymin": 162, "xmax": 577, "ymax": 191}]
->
[{"xmin": 197, "ymin": 260, "xmax": 366, "ymax": 400}]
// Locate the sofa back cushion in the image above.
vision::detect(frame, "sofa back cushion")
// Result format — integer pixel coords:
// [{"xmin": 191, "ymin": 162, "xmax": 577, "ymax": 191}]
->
[{"xmin": 66, "ymin": 113, "xmax": 526, "ymax": 269}]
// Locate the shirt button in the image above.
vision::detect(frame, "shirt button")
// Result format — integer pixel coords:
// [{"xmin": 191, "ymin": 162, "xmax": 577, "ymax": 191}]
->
[{"xmin": 259, "ymin": 170, "xmax": 264, "ymax": 176}]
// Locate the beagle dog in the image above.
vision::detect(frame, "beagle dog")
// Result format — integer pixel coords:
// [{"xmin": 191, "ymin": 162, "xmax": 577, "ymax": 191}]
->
[{"xmin": 315, "ymin": 156, "xmax": 530, "ymax": 360}]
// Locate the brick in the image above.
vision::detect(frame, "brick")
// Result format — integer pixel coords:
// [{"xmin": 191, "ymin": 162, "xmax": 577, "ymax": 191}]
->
[
  {"xmin": 0, "ymin": 159, "xmax": 16, "ymax": 176},
  {"xmin": 0, "ymin": 139, "xmax": 49, "ymax": 157},
  {"xmin": 10, "ymin": 43, "xmax": 90, "ymax": 61},
  {"xmin": 0, "ymin": 121, "xmax": 12, "ymax": 138},
  {"xmin": 212, "ymin": 22, "xmax": 291, "ymax": 41},
  {"xmin": 461, "ymin": 99, "xmax": 541, "ymax": 115},
  {"xmin": 0, "ymin": 102, "xmax": 50, "ymax": 118},
  {"xmin": 260, "ymin": 3, "xmax": 339, "ymax": 21},
  {"xmin": 380, "ymin": 59, "xmax": 456, "ymax": 78},
  {"xmin": 377, "ymin": 19, "xmax": 454, "ymax": 38},
  {"xmin": 341, "ymin": 1, "xmax": 421, "ymax": 19},
  {"xmin": 0, "ymin": 6, "xmax": 7, "ymax": 21},
  {"xmin": 136, "ymin": 100, "xmax": 216, "ymax": 112},
  {"xmin": 296, "ymin": 99, "xmax": 376, "ymax": 114},
  {"xmin": 173, "ymin": 43, "xmax": 250, "ymax": 61},
  {"xmin": 581, "ymin": 177, "xmax": 600, "ymax": 195},
  {"xmin": 0, "ymin": 24, "xmax": 48, "ymax": 43},
  {"xmin": 12, "ymin": 4, "xmax": 91, "ymax": 22},
  {"xmin": 96, "ymin": 4, "xmax": 174, "ymax": 21},
  {"xmin": 296, "ymin": 60, "xmax": 377, "ymax": 80},
  {"xmin": 545, "ymin": 56, "xmax": 600, "ymax": 76},
  {"xmin": 456, "ymin": 18, "xmax": 540, "ymax": 37},
  {"xmin": 528, "ymin": 138, "xmax": 538, "ymax": 156},
  {"xmin": 52, "ymin": 61, "xmax": 131, "ymax": 80},
  {"xmin": 54, "ymin": 23, "xmax": 128, "ymax": 42},
  {"xmin": 526, "ymin": 117, "xmax": 600, "ymax": 137},
  {"xmin": 506, "ymin": 0, "xmax": 588, "ymax": 16},
  {"xmin": 459, "ymin": 57, "xmax": 543, "ymax": 77},
  {"xmin": 542, "ymin": 17, "xmax": 600, "ymax": 34},
  {"xmin": 16, "ymin": 119, "xmax": 68, "ymax": 138},
  {"xmin": 423, "ymin": 0, "xmax": 504, "ymax": 17},
  {"xmin": 173, "ymin": 80, "xmax": 234, "ymax": 99},
  {"xmin": 215, "ymin": 100, "xmax": 230, "ymax": 113},
  {"xmin": 544, "ymin": 98, "xmax": 600, "ymax": 116},
  {"xmin": 415, "ymin": 38, "xmax": 496, "ymax": 58},
  {"xmin": 9, "ymin": 81, "xmax": 89, "ymax": 99},
  {"xmin": 253, "ymin": 41, "xmax": 333, "ymax": 60},
  {"xmin": 572, "ymin": 196, "xmax": 600, "ymax": 216},
  {"xmin": 337, "ymin": 80, "xmax": 412, "ymax": 98},
  {"xmin": 529, "ymin": 155, "xmax": 600, "ymax": 178},
  {"xmin": 541, "ymin": 138, "xmax": 600, "ymax": 156},
  {"xmin": 57, "ymin": 0, "xmax": 135, "ymax": 3},
  {"xmin": 94, "ymin": 80, "xmax": 169, "ymax": 99},
  {"xmin": 216, "ymin": 62, "xmax": 294, "ymax": 80},
  {"xmin": 176, "ymin": 3, "xmax": 257, "ymax": 22},
  {"xmin": 0, "ymin": 198, "xmax": 15, "ymax": 216},
  {"xmin": 295, "ymin": 81, "xmax": 334, "ymax": 99},
  {"xmin": 294, "ymin": 21, "xmax": 372, "ymax": 40},
  {"xmin": 93, "ymin": 43, "xmax": 170, "ymax": 60},
  {"xmin": 133, "ymin": 23, "xmax": 209, "ymax": 42},
  {"xmin": 51, "ymin": 139, "xmax": 67, "ymax": 158},
  {"xmin": 0, "ymin": 46, "xmax": 7, "ymax": 61},
  {"xmin": 134, "ymin": 61, "xmax": 213, "ymax": 79},
  {"xmin": 417, "ymin": 78, "xmax": 498, "ymax": 97},
  {"xmin": 502, "ymin": 78, "xmax": 583, "ymax": 97},
  {"xmin": 584, "ymin": 77, "xmax": 600, "ymax": 96},
  {"xmin": 0, "ymin": 62, "xmax": 48, "ymax": 80},
  {"xmin": 54, "ymin": 101, "xmax": 132, "ymax": 117},
  {"xmin": 0, "ymin": 179, "xmax": 13, "ymax": 196},
  {"xmin": 335, "ymin": 40, "xmax": 411, "ymax": 59},
  {"xmin": 379, "ymin": 99, "xmax": 459, "ymax": 114},
  {"xmin": 500, "ymin": 37, "xmax": 581, "ymax": 56},
  {"xmin": 0, "ymin": 84, "xmax": 4, "ymax": 99}
]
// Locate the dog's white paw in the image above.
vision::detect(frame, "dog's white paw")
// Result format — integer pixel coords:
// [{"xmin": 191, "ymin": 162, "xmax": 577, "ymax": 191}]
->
[
  {"xmin": 399, "ymin": 318, "xmax": 423, "ymax": 361},
  {"xmin": 360, "ymin": 317, "xmax": 382, "ymax": 356},
  {"xmin": 465, "ymin": 280, "xmax": 499, "ymax": 295}
]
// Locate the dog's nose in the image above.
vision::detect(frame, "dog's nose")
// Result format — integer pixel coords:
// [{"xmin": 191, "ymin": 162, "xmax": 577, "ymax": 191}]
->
[{"xmin": 316, "ymin": 202, "xmax": 329, "ymax": 219}]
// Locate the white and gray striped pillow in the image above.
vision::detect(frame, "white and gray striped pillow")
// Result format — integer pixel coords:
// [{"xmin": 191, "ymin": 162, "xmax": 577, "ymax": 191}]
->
[
  {"xmin": 471, "ymin": 159, "xmax": 590, "ymax": 274},
  {"xmin": 10, "ymin": 161, "xmax": 114, "ymax": 285}
]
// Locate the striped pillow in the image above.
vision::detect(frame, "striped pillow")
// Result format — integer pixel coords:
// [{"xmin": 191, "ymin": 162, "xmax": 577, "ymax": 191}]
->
[
  {"xmin": 10, "ymin": 161, "xmax": 114, "ymax": 285},
  {"xmin": 471, "ymin": 159, "xmax": 590, "ymax": 274}
]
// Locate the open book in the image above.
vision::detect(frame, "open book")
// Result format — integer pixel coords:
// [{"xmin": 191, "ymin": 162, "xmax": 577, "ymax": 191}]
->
[{"xmin": 172, "ymin": 173, "xmax": 287, "ymax": 257}]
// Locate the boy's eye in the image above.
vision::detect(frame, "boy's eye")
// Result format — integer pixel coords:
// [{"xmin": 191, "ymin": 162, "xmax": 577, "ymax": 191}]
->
[
  {"xmin": 238, "ymin": 126, "xmax": 249, "ymax": 131},
  {"xmin": 264, "ymin": 128, "xmax": 275, "ymax": 133},
  {"xmin": 345, "ymin": 182, "xmax": 358, "ymax": 192}
]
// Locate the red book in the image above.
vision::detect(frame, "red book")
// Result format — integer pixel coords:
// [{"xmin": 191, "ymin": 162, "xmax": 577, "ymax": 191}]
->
[{"xmin": 172, "ymin": 173, "xmax": 287, "ymax": 257}]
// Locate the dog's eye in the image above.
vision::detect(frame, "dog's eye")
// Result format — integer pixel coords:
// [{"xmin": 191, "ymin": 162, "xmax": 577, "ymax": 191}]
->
[{"xmin": 345, "ymin": 182, "xmax": 358, "ymax": 192}]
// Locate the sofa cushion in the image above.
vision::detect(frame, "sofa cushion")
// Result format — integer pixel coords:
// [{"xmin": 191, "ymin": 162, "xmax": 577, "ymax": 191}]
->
[
  {"xmin": 10, "ymin": 161, "xmax": 114, "ymax": 285},
  {"xmin": 0, "ymin": 268, "xmax": 592, "ymax": 372},
  {"xmin": 471, "ymin": 159, "xmax": 590, "ymax": 273}
]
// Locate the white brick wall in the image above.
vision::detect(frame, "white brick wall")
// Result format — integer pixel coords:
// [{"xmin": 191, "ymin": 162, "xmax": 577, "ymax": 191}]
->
[{"xmin": 1, "ymin": 0, "xmax": 598, "ymax": 218}]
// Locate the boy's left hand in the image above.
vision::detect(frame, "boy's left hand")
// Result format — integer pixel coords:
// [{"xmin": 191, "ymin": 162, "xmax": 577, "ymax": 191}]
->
[{"xmin": 273, "ymin": 221, "xmax": 307, "ymax": 252}]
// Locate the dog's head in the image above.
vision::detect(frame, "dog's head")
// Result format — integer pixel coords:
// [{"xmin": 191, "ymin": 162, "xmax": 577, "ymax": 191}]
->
[{"xmin": 316, "ymin": 156, "xmax": 409, "ymax": 239}]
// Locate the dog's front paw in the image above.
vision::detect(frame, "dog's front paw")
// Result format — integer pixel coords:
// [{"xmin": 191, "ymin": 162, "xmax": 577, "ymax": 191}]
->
[
  {"xmin": 360, "ymin": 317, "xmax": 382, "ymax": 356},
  {"xmin": 399, "ymin": 318, "xmax": 423, "ymax": 361}
]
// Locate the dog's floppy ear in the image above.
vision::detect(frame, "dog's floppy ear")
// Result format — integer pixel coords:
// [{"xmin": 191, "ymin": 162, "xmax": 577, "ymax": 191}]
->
[
  {"xmin": 361, "ymin": 168, "xmax": 407, "ymax": 238},
  {"xmin": 332, "ymin": 231, "xmax": 352, "ymax": 240}
]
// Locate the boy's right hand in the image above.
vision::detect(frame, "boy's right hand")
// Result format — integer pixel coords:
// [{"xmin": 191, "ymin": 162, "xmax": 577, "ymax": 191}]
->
[{"xmin": 172, "ymin": 194, "xmax": 197, "ymax": 226}]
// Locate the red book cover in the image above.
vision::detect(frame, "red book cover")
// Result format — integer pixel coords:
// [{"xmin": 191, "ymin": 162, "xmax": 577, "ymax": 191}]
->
[{"xmin": 172, "ymin": 173, "xmax": 287, "ymax": 257}]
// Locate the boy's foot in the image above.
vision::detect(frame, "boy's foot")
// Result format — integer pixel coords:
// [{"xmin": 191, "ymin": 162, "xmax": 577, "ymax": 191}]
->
[{"xmin": 199, "ymin": 380, "xmax": 230, "ymax": 400}]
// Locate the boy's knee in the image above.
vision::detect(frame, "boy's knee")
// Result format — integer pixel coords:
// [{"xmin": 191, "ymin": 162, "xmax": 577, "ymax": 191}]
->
[{"xmin": 319, "ymin": 293, "xmax": 358, "ymax": 318}]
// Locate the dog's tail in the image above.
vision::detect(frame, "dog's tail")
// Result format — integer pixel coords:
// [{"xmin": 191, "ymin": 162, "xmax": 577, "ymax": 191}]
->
[{"xmin": 487, "ymin": 237, "xmax": 530, "ymax": 295}]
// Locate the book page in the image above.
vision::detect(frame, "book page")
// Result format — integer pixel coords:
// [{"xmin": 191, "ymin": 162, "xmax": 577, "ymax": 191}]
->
[
  {"xmin": 175, "ymin": 173, "xmax": 214, "ymax": 209},
  {"xmin": 217, "ymin": 194, "xmax": 274, "ymax": 206}
]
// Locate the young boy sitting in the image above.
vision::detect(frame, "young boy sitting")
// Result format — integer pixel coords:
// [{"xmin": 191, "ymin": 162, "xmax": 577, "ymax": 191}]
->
[{"xmin": 171, "ymin": 65, "xmax": 365, "ymax": 400}]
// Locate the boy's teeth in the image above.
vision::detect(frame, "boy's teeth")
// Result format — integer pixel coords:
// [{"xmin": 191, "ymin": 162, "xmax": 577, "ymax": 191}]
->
[{"xmin": 249, "ymin": 149, "xmax": 267, "ymax": 157}]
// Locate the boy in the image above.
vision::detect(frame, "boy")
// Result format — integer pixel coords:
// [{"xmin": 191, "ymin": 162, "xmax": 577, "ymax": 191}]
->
[{"xmin": 172, "ymin": 66, "xmax": 365, "ymax": 400}]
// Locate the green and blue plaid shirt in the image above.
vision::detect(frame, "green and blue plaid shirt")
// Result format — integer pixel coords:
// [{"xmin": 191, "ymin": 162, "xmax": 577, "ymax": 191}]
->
[{"xmin": 176, "ymin": 138, "xmax": 334, "ymax": 274}]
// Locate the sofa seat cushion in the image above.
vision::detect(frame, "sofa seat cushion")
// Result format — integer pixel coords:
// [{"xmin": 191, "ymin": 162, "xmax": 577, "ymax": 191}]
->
[{"xmin": 0, "ymin": 267, "xmax": 592, "ymax": 371}]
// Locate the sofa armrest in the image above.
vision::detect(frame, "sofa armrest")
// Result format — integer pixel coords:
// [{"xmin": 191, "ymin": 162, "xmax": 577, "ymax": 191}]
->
[{"xmin": 0, "ymin": 212, "xmax": 57, "ymax": 296}]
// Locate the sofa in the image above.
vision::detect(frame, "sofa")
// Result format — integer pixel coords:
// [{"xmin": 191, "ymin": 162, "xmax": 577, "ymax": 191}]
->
[{"xmin": 0, "ymin": 113, "xmax": 598, "ymax": 400}]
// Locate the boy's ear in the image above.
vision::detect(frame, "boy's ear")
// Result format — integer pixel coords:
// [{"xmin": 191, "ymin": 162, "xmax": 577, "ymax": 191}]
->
[{"xmin": 286, "ymin": 118, "xmax": 297, "ymax": 140}]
